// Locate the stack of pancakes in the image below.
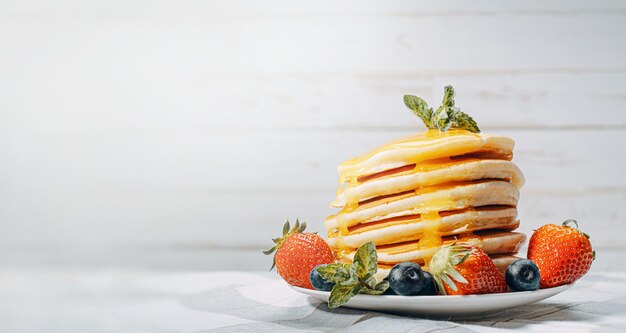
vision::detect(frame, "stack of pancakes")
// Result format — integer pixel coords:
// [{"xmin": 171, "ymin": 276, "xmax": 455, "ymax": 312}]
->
[{"xmin": 324, "ymin": 129, "xmax": 526, "ymax": 279}]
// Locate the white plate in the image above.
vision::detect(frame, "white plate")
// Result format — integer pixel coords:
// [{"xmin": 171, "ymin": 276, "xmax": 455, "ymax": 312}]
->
[{"xmin": 292, "ymin": 284, "xmax": 573, "ymax": 318}]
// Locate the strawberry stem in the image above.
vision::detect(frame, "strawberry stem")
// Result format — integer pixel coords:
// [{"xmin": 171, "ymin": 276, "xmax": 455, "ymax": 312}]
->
[
  {"xmin": 562, "ymin": 219, "xmax": 591, "ymax": 239},
  {"xmin": 562, "ymin": 219, "xmax": 579, "ymax": 229}
]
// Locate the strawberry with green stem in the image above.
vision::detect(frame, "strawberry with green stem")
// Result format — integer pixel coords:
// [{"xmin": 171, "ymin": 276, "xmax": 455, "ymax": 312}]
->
[
  {"xmin": 430, "ymin": 243, "xmax": 507, "ymax": 295},
  {"xmin": 264, "ymin": 220, "xmax": 334, "ymax": 289},
  {"xmin": 528, "ymin": 219, "xmax": 594, "ymax": 288}
]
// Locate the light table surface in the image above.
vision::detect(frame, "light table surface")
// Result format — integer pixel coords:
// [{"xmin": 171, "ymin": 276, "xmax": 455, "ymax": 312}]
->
[{"xmin": 1, "ymin": 270, "xmax": 624, "ymax": 332}]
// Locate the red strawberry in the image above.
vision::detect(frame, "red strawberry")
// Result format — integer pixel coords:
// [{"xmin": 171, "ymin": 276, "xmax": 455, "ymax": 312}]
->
[
  {"xmin": 528, "ymin": 219, "xmax": 594, "ymax": 288},
  {"xmin": 429, "ymin": 244, "xmax": 507, "ymax": 295},
  {"xmin": 264, "ymin": 220, "xmax": 334, "ymax": 289}
]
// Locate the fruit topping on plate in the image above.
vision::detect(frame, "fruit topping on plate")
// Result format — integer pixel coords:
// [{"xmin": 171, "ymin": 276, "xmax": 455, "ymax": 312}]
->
[
  {"xmin": 429, "ymin": 244, "xmax": 507, "ymax": 295},
  {"xmin": 315, "ymin": 242, "xmax": 390, "ymax": 308},
  {"xmin": 309, "ymin": 264, "xmax": 336, "ymax": 291},
  {"xmin": 420, "ymin": 272, "xmax": 438, "ymax": 296},
  {"xmin": 528, "ymin": 219, "xmax": 595, "ymax": 288},
  {"xmin": 505, "ymin": 259, "xmax": 540, "ymax": 291},
  {"xmin": 263, "ymin": 220, "xmax": 334, "ymax": 289},
  {"xmin": 388, "ymin": 262, "xmax": 438, "ymax": 296}
]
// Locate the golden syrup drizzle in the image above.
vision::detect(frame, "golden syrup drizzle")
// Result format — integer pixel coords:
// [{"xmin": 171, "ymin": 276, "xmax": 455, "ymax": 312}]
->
[
  {"xmin": 338, "ymin": 223, "xmax": 349, "ymax": 235},
  {"xmin": 412, "ymin": 157, "xmax": 482, "ymax": 173},
  {"xmin": 334, "ymin": 203, "xmax": 352, "ymax": 236},
  {"xmin": 334, "ymin": 129, "xmax": 482, "ymax": 215},
  {"xmin": 331, "ymin": 176, "xmax": 360, "ymax": 243},
  {"xmin": 343, "ymin": 201, "xmax": 358, "ymax": 213},
  {"xmin": 341, "ymin": 176, "xmax": 360, "ymax": 213},
  {"xmin": 414, "ymin": 158, "xmax": 450, "ymax": 172},
  {"xmin": 334, "ymin": 186, "xmax": 344, "ymax": 202},
  {"xmin": 338, "ymin": 129, "xmax": 482, "ymax": 183},
  {"xmin": 413, "ymin": 184, "xmax": 456, "ymax": 265},
  {"xmin": 327, "ymin": 228, "xmax": 350, "ymax": 260},
  {"xmin": 416, "ymin": 212, "xmax": 443, "ymax": 250},
  {"xmin": 333, "ymin": 235, "xmax": 350, "ymax": 259}
]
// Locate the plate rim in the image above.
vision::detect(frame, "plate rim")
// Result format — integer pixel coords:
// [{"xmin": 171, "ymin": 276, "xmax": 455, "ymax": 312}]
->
[{"xmin": 292, "ymin": 283, "xmax": 573, "ymax": 300}]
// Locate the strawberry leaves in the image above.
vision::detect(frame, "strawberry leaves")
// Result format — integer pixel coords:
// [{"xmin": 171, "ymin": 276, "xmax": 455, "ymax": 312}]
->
[
  {"xmin": 316, "ymin": 242, "xmax": 389, "ymax": 308},
  {"xmin": 404, "ymin": 86, "xmax": 480, "ymax": 133},
  {"xmin": 429, "ymin": 243, "xmax": 472, "ymax": 295}
]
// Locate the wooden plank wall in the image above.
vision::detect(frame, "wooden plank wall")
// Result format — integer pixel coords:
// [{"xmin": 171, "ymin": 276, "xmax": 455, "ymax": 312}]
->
[{"xmin": 1, "ymin": 0, "xmax": 624, "ymax": 270}]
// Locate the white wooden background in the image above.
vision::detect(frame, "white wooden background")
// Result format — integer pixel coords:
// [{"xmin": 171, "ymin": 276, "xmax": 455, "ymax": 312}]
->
[{"xmin": 1, "ymin": 0, "xmax": 625, "ymax": 271}]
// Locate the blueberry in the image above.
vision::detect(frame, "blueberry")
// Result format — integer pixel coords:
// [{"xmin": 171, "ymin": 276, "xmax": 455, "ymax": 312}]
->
[
  {"xmin": 505, "ymin": 259, "xmax": 540, "ymax": 291},
  {"xmin": 419, "ymin": 271, "xmax": 438, "ymax": 295},
  {"xmin": 309, "ymin": 265, "xmax": 335, "ymax": 291},
  {"xmin": 388, "ymin": 262, "xmax": 435, "ymax": 296}
]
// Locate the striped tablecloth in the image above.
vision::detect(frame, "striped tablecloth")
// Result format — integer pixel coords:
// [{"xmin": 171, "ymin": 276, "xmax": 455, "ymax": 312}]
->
[{"xmin": 1, "ymin": 270, "xmax": 624, "ymax": 332}]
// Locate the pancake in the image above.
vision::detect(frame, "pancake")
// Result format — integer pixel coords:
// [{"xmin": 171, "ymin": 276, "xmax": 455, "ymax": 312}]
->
[
  {"xmin": 325, "ymin": 180, "xmax": 519, "ymax": 230},
  {"xmin": 338, "ymin": 130, "xmax": 514, "ymax": 184},
  {"xmin": 332, "ymin": 159, "xmax": 524, "ymax": 208},
  {"xmin": 340, "ymin": 231, "xmax": 526, "ymax": 265},
  {"xmin": 325, "ymin": 128, "xmax": 526, "ymax": 283},
  {"xmin": 327, "ymin": 206, "xmax": 519, "ymax": 248},
  {"xmin": 489, "ymin": 254, "xmax": 521, "ymax": 274}
]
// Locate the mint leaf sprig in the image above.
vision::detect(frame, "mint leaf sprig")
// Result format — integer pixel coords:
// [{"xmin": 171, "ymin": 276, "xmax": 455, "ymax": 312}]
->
[
  {"xmin": 316, "ymin": 242, "xmax": 389, "ymax": 309},
  {"xmin": 404, "ymin": 86, "xmax": 480, "ymax": 133}
]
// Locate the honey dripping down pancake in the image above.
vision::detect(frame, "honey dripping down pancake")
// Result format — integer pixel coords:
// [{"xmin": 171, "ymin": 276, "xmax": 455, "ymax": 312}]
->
[{"xmin": 325, "ymin": 86, "xmax": 526, "ymax": 271}]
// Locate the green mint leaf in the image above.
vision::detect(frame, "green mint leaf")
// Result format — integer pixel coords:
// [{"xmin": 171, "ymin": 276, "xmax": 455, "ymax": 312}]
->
[
  {"xmin": 449, "ymin": 109, "xmax": 480, "ymax": 133},
  {"xmin": 341, "ymin": 264, "xmax": 360, "ymax": 286},
  {"xmin": 404, "ymin": 95, "xmax": 436, "ymax": 129},
  {"xmin": 364, "ymin": 276, "xmax": 389, "ymax": 293},
  {"xmin": 316, "ymin": 263, "xmax": 351, "ymax": 284},
  {"xmin": 375, "ymin": 280, "xmax": 390, "ymax": 292},
  {"xmin": 433, "ymin": 86, "xmax": 455, "ymax": 131},
  {"xmin": 352, "ymin": 241, "xmax": 378, "ymax": 280},
  {"xmin": 404, "ymin": 86, "xmax": 481, "ymax": 133},
  {"xmin": 328, "ymin": 283, "xmax": 364, "ymax": 309},
  {"xmin": 364, "ymin": 276, "xmax": 377, "ymax": 288},
  {"xmin": 361, "ymin": 279, "xmax": 390, "ymax": 295},
  {"xmin": 441, "ymin": 85, "xmax": 455, "ymax": 107},
  {"xmin": 360, "ymin": 287, "xmax": 383, "ymax": 295},
  {"xmin": 433, "ymin": 106, "xmax": 452, "ymax": 131},
  {"xmin": 325, "ymin": 242, "xmax": 385, "ymax": 309}
]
